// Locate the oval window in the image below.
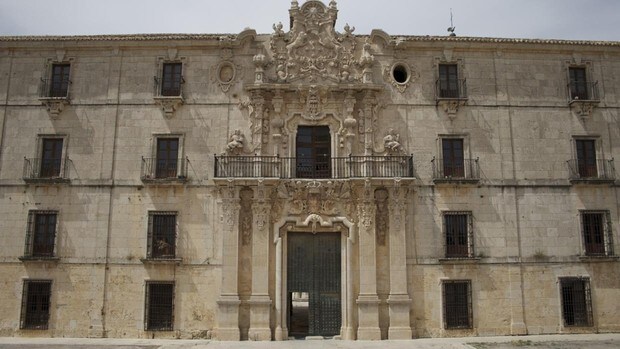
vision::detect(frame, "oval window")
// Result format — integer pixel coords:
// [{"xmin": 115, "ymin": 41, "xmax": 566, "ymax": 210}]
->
[{"xmin": 392, "ymin": 64, "xmax": 409, "ymax": 84}]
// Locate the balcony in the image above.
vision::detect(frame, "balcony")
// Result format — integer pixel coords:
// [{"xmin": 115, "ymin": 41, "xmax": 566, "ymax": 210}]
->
[
  {"xmin": 214, "ymin": 155, "xmax": 414, "ymax": 179},
  {"xmin": 38, "ymin": 78, "xmax": 71, "ymax": 118},
  {"xmin": 568, "ymin": 81, "xmax": 600, "ymax": 118},
  {"xmin": 153, "ymin": 75, "xmax": 184, "ymax": 118},
  {"xmin": 431, "ymin": 158, "xmax": 480, "ymax": 183},
  {"xmin": 435, "ymin": 78, "xmax": 467, "ymax": 116},
  {"xmin": 23, "ymin": 157, "xmax": 70, "ymax": 183},
  {"xmin": 567, "ymin": 159, "xmax": 615, "ymax": 183},
  {"xmin": 141, "ymin": 157, "xmax": 189, "ymax": 183}
]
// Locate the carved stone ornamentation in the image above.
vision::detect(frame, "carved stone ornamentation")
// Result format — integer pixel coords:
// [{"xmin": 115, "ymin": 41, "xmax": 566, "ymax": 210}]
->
[
  {"xmin": 225, "ymin": 129, "xmax": 245, "ymax": 155},
  {"xmin": 269, "ymin": 1, "xmax": 373, "ymax": 84},
  {"xmin": 283, "ymin": 179, "xmax": 349, "ymax": 216},
  {"xmin": 383, "ymin": 128, "xmax": 404, "ymax": 155},
  {"xmin": 239, "ymin": 189, "xmax": 253, "ymax": 245},
  {"xmin": 154, "ymin": 97, "xmax": 183, "ymax": 119},
  {"xmin": 375, "ymin": 189, "xmax": 389, "ymax": 245},
  {"xmin": 571, "ymin": 101, "xmax": 596, "ymax": 119},
  {"xmin": 211, "ymin": 60, "xmax": 244, "ymax": 92},
  {"xmin": 40, "ymin": 98, "xmax": 70, "ymax": 119}
]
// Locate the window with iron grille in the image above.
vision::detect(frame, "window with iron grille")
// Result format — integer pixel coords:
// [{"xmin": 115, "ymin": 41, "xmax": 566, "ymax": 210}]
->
[
  {"xmin": 24, "ymin": 210, "xmax": 58, "ymax": 258},
  {"xmin": 560, "ymin": 277, "xmax": 593, "ymax": 327},
  {"xmin": 580, "ymin": 210, "xmax": 613, "ymax": 256},
  {"xmin": 443, "ymin": 211, "xmax": 473, "ymax": 258},
  {"xmin": 147, "ymin": 212, "xmax": 177, "ymax": 259},
  {"xmin": 442, "ymin": 280, "xmax": 472, "ymax": 329},
  {"xmin": 49, "ymin": 63, "xmax": 70, "ymax": 98},
  {"xmin": 161, "ymin": 63, "xmax": 183, "ymax": 96},
  {"xmin": 145, "ymin": 281, "xmax": 174, "ymax": 331},
  {"xmin": 20, "ymin": 280, "xmax": 52, "ymax": 330},
  {"xmin": 439, "ymin": 64, "xmax": 459, "ymax": 98},
  {"xmin": 569, "ymin": 67, "xmax": 588, "ymax": 100}
]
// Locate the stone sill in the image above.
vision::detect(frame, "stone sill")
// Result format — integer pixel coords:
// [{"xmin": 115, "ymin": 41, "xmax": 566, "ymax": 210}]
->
[
  {"xmin": 141, "ymin": 177, "xmax": 188, "ymax": 185},
  {"xmin": 578, "ymin": 255, "xmax": 619, "ymax": 262},
  {"xmin": 569, "ymin": 99, "xmax": 599, "ymax": 105},
  {"xmin": 439, "ymin": 257, "xmax": 481, "ymax": 264},
  {"xmin": 569, "ymin": 178, "xmax": 615, "ymax": 184},
  {"xmin": 140, "ymin": 258, "xmax": 182, "ymax": 265},
  {"xmin": 23, "ymin": 178, "xmax": 70, "ymax": 184},
  {"xmin": 19, "ymin": 256, "xmax": 60, "ymax": 263},
  {"xmin": 433, "ymin": 178, "xmax": 480, "ymax": 185}
]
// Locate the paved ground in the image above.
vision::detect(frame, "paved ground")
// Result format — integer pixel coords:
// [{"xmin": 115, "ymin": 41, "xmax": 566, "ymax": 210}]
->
[{"xmin": 0, "ymin": 334, "xmax": 618, "ymax": 349}]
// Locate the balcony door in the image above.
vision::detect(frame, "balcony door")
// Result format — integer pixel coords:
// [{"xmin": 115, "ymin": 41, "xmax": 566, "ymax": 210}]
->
[
  {"xmin": 40, "ymin": 138, "xmax": 63, "ymax": 178},
  {"xmin": 296, "ymin": 126, "xmax": 330, "ymax": 178},
  {"xmin": 576, "ymin": 139, "xmax": 597, "ymax": 178},
  {"xmin": 442, "ymin": 138, "xmax": 464, "ymax": 178},
  {"xmin": 156, "ymin": 138, "xmax": 179, "ymax": 179}
]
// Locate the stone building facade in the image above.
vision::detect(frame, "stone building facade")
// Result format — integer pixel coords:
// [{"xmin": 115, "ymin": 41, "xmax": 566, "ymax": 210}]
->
[{"xmin": 0, "ymin": 0, "xmax": 619, "ymax": 341}]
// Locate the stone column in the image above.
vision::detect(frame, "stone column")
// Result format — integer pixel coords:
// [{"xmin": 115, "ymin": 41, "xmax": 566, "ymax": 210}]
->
[
  {"xmin": 248, "ymin": 185, "xmax": 272, "ymax": 341},
  {"xmin": 356, "ymin": 181, "xmax": 381, "ymax": 340},
  {"xmin": 215, "ymin": 184, "xmax": 241, "ymax": 341},
  {"xmin": 387, "ymin": 183, "xmax": 413, "ymax": 339}
]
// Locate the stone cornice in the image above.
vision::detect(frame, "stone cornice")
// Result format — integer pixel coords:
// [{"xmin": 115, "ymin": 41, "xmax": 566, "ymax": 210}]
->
[{"xmin": 0, "ymin": 33, "xmax": 618, "ymax": 48}]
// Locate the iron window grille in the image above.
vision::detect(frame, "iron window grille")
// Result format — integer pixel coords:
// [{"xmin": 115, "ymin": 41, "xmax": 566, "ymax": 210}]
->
[
  {"xmin": 560, "ymin": 277, "xmax": 593, "ymax": 327},
  {"xmin": 442, "ymin": 280, "xmax": 473, "ymax": 329},
  {"xmin": 20, "ymin": 280, "xmax": 52, "ymax": 330},
  {"xmin": 145, "ymin": 281, "xmax": 174, "ymax": 331},
  {"xmin": 146, "ymin": 212, "xmax": 177, "ymax": 259},
  {"xmin": 40, "ymin": 63, "xmax": 71, "ymax": 98},
  {"xmin": 155, "ymin": 63, "xmax": 184, "ymax": 97},
  {"xmin": 443, "ymin": 211, "xmax": 474, "ymax": 258},
  {"xmin": 580, "ymin": 210, "xmax": 614, "ymax": 256},
  {"xmin": 23, "ymin": 210, "xmax": 58, "ymax": 259}
]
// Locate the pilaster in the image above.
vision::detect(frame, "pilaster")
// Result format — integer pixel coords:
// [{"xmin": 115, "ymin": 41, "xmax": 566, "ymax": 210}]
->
[
  {"xmin": 215, "ymin": 183, "xmax": 241, "ymax": 341},
  {"xmin": 356, "ymin": 181, "xmax": 381, "ymax": 340},
  {"xmin": 248, "ymin": 184, "xmax": 272, "ymax": 341},
  {"xmin": 387, "ymin": 182, "xmax": 413, "ymax": 339}
]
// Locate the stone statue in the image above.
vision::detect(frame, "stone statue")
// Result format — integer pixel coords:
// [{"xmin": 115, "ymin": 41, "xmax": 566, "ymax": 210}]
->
[
  {"xmin": 226, "ymin": 129, "xmax": 245, "ymax": 155},
  {"xmin": 383, "ymin": 128, "xmax": 402, "ymax": 154}
]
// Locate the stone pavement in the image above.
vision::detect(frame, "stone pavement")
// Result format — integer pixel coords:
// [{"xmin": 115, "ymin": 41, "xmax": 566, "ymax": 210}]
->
[{"xmin": 0, "ymin": 333, "xmax": 618, "ymax": 349}]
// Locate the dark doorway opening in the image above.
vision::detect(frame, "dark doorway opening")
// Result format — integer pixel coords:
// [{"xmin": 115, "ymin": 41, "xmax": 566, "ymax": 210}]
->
[
  {"xmin": 287, "ymin": 232, "xmax": 341, "ymax": 338},
  {"xmin": 296, "ymin": 126, "xmax": 331, "ymax": 178}
]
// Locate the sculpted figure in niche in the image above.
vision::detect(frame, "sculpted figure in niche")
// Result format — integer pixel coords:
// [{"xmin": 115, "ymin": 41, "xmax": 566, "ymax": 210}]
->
[
  {"xmin": 226, "ymin": 129, "xmax": 245, "ymax": 155},
  {"xmin": 383, "ymin": 128, "xmax": 403, "ymax": 154}
]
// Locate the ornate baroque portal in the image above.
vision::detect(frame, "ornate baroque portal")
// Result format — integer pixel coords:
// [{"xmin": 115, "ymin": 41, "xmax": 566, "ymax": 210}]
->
[{"xmin": 214, "ymin": 0, "xmax": 414, "ymax": 341}]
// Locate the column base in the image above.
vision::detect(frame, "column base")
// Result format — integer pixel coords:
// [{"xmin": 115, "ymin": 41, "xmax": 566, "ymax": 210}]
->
[
  {"xmin": 388, "ymin": 326, "xmax": 412, "ymax": 340},
  {"xmin": 248, "ymin": 295, "xmax": 272, "ymax": 341},
  {"xmin": 275, "ymin": 326, "xmax": 284, "ymax": 341},
  {"xmin": 215, "ymin": 295, "xmax": 241, "ymax": 341},
  {"xmin": 342, "ymin": 326, "xmax": 356, "ymax": 340},
  {"xmin": 356, "ymin": 294, "xmax": 381, "ymax": 340},
  {"xmin": 388, "ymin": 293, "xmax": 412, "ymax": 340}
]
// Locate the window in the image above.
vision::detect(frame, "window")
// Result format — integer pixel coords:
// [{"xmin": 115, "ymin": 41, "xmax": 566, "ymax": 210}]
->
[
  {"xmin": 560, "ymin": 277, "xmax": 593, "ymax": 327},
  {"xmin": 438, "ymin": 64, "xmax": 459, "ymax": 98},
  {"xmin": 145, "ymin": 282, "xmax": 174, "ymax": 331},
  {"xmin": 443, "ymin": 211, "xmax": 473, "ymax": 258},
  {"xmin": 156, "ymin": 138, "xmax": 179, "ymax": 179},
  {"xmin": 40, "ymin": 138, "xmax": 64, "ymax": 178},
  {"xmin": 296, "ymin": 126, "xmax": 331, "ymax": 178},
  {"xmin": 48, "ymin": 63, "xmax": 70, "ymax": 98},
  {"xmin": 161, "ymin": 63, "xmax": 183, "ymax": 96},
  {"xmin": 147, "ymin": 212, "xmax": 177, "ymax": 259},
  {"xmin": 24, "ymin": 211, "xmax": 58, "ymax": 258},
  {"xmin": 20, "ymin": 280, "xmax": 52, "ymax": 330},
  {"xmin": 442, "ymin": 138, "xmax": 464, "ymax": 178},
  {"xmin": 569, "ymin": 67, "xmax": 588, "ymax": 100},
  {"xmin": 575, "ymin": 139, "xmax": 597, "ymax": 178},
  {"xmin": 580, "ymin": 211, "xmax": 613, "ymax": 256},
  {"xmin": 442, "ymin": 280, "xmax": 472, "ymax": 329}
]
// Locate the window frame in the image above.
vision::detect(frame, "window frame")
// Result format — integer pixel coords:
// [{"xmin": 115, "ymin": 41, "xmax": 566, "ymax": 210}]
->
[
  {"xmin": 442, "ymin": 279, "xmax": 473, "ymax": 329},
  {"xmin": 24, "ymin": 210, "xmax": 59, "ymax": 259},
  {"xmin": 20, "ymin": 279, "xmax": 53, "ymax": 330},
  {"xmin": 579, "ymin": 210, "xmax": 614, "ymax": 257},
  {"xmin": 146, "ymin": 211, "xmax": 178, "ymax": 260},
  {"xmin": 147, "ymin": 134, "xmax": 185, "ymax": 180},
  {"xmin": 559, "ymin": 277, "xmax": 593, "ymax": 327},
  {"xmin": 33, "ymin": 134, "xmax": 69, "ymax": 179},
  {"xmin": 157, "ymin": 61, "xmax": 184, "ymax": 97},
  {"xmin": 442, "ymin": 211, "xmax": 474, "ymax": 258},
  {"xmin": 48, "ymin": 63, "xmax": 71, "ymax": 98},
  {"xmin": 144, "ymin": 281, "xmax": 175, "ymax": 331}
]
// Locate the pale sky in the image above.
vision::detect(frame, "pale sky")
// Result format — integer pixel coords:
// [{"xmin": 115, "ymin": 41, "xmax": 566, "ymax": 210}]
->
[{"xmin": 0, "ymin": 0, "xmax": 618, "ymax": 41}]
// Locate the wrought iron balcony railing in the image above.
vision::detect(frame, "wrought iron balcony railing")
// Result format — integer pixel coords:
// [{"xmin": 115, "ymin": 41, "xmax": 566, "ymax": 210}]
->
[
  {"xmin": 436, "ymin": 78, "xmax": 467, "ymax": 100},
  {"xmin": 154, "ymin": 76, "xmax": 185, "ymax": 97},
  {"xmin": 141, "ymin": 156, "xmax": 189, "ymax": 181},
  {"xmin": 214, "ymin": 155, "xmax": 414, "ymax": 179},
  {"xmin": 567, "ymin": 159, "xmax": 615, "ymax": 181},
  {"xmin": 568, "ymin": 81, "xmax": 600, "ymax": 102},
  {"xmin": 431, "ymin": 158, "xmax": 480, "ymax": 182},
  {"xmin": 23, "ymin": 157, "xmax": 70, "ymax": 182},
  {"xmin": 39, "ymin": 78, "xmax": 71, "ymax": 99}
]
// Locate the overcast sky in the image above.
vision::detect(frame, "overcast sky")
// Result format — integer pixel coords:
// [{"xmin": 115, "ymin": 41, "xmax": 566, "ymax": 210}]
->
[{"xmin": 0, "ymin": 0, "xmax": 618, "ymax": 41}]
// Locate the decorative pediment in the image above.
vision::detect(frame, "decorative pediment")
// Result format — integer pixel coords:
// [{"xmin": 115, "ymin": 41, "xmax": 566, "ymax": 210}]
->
[{"xmin": 269, "ymin": 0, "xmax": 374, "ymax": 84}]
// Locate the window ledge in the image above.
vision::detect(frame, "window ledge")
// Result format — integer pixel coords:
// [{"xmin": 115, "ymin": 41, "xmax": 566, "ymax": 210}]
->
[
  {"xmin": 579, "ymin": 255, "xmax": 619, "ymax": 262},
  {"xmin": 19, "ymin": 256, "xmax": 60, "ymax": 263},
  {"xmin": 141, "ymin": 176, "xmax": 188, "ymax": 184},
  {"xmin": 23, "ymin": 177, "xmax": 70, "ymax": 184},
  {"xmin": 569, "ymin": 178, "xmax": 615, "ymax": 184},
  {"xmin": 433, "ymin": 178, "xmax": 480, "ymax": 184},
  {"xmin": 439, "ymin": 257, "xmax": 481, "ymax": 264},
  {"xmin": 140, "ymin": 258, "xmax": 182, "ymax": 265}
]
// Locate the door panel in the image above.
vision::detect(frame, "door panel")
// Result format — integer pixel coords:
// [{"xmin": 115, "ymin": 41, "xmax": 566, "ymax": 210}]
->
[{"xmin": 296, "ymin": 126, "xmax": 331, "ymax": 178}]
